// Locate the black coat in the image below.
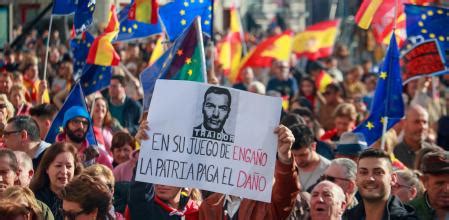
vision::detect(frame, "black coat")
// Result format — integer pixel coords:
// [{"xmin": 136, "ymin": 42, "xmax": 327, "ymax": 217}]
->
[
  {"xmin": 35, "ymin": 187, "xmax": 63, "ymax": 220},
  {"xmin": 343, "ymin": 195, "xmax": 419, "ymax": 220}
]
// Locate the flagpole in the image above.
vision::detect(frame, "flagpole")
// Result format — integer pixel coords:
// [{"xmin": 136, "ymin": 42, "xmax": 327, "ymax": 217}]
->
[
  {"xmin": 329, "ymin": 0, "xmax": 339, "ymax": 20},
  {"xmin": 195, "ymin": 17, "xmax": 208, "ymax": 83},
  {"xmin": 236, "ymin": 6, "xmax": 247, "ymax": 55},
  {"xmin": 43, "ymin": 15, "xmax": 54, "ymax": 81}
]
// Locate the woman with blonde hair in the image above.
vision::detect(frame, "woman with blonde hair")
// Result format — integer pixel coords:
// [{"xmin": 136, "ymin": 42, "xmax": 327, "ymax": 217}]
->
[
  {"xmin": 0, "ymin": 93, "xmax": 15, "ymax": 122},
  {"xmin": 8, "ymin": 84, "xmax": 32, "ymax": 115},
  {"xmin": 0, "ymin": 94, "xmax": 15, "ymax": 147},
  {"xmin": 3, "ymin": 186, "xmax": 54, "ymax": 220},
  {"xmin": 0, "ymin": 200, "xmax": 32, "ymax": 220}
]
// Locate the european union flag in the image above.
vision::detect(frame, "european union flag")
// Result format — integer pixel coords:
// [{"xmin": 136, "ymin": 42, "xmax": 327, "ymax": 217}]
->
[
  {"xmin": 353, "ymin": 34, "xmax": 404, "ymax": 146},
  {"xmin": 45, "ymin": 83, "xmax": 97, "ymax": 145},
  {"xmin": 405, "ymin": 4, "xmax": 449, "ymax": 50},
  {"xmin": 70, "ymin": 32, "xmax": 94, "ymax": 80},
  {"xmin": 114, "ymin": 2, "xmax": 162, "ymax": 42},
  {"xmin": 159, "ymin": 0, "xmax": 212, "ymax": 41},
  {"xmin": 74, "ymin": 0, "xmax": 96, "ymax": 36},
  {"xmin": 79, "ymin": 64, "xmax": 112, "ymax": 96},
  {"xmin": 52, "ymin": 0, "xmax": 76, "ymax": 15}
]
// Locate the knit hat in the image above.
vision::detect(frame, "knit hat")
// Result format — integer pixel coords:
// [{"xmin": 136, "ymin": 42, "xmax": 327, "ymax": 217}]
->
[
  {"xmin": 62, "ymin": 106, "xmax": 91, "ymax": 128},
  {"xmin": 336, "ymin": 132, "xmax": 368, "ymax": 156}
]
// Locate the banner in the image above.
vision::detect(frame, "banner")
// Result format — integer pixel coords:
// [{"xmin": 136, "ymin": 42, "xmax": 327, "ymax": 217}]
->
[
  {"xmin": 401, "ymin": 39, "xmax": 448, "ymax": 84},
  {"xmin": 136, "ymin": 80, "xmax": 282, "ymax": 202}
]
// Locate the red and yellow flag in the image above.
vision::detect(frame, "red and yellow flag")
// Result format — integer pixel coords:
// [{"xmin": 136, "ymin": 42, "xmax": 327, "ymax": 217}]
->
[
  {"xmin": 230, "ymin": 30, "xmax": 293, "ymax": 83},
  {"xmin": 292, "ymin": 20, "xmax": 339, "ymax": 61},
  {"xmin": 355, "ymin": 0, "xmax": 434, "ymax": 30},
  {"xmin": 216, "ymin": 7, "xmax": 244, "ymax": 82},
  {"xmin": 87, "ymin": 5, "xmax": 120, "ymax": 66},
  {"xmin": 128, "ymin": 0, "xmax": 158, "ymax": 24}
]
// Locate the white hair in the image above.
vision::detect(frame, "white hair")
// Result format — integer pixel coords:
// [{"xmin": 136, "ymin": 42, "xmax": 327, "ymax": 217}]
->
[
  {"xmin": 330, "ymin": 158, "xmax": 357, "ymax": 180},
  {"xmin": 314, "ymin": 180, "xmax": 346, "ymax": 204}
]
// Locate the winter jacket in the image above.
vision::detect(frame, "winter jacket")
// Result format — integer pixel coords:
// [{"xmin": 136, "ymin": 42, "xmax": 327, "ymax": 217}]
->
[
  {"xmin": 343, "ymin": 195, "xmax": 418, "ymax": 220},
  {"xmin": 408, "ymin": 192, "xmax": 436, "ymax": 220},
  {"xmin": 198, "ymin": 160, "xmax": 300, "ymax": 220},
  {"xmin": 35, "ymin": 187, "xmax": 63, "ymax": 220}
]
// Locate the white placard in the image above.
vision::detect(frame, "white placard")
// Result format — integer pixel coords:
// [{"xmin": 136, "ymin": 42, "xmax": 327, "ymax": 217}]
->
[{"xmin": 136, "ymin": 80, "xmax": 282, "ymax": 202}]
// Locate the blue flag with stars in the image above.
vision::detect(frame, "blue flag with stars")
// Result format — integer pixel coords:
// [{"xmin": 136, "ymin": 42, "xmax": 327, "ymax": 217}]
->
[
  {"xmin": 405, "ymin": 4, "xmax": 449, "ymax": 56},
  {"xmin": 52, "ymin": 0, "xmax": 76, "ymax": 15},
  {"xmin": 353, "ymin": 34, "xmax": 404, "ymax": 146},
  {"xmin": 45, "ymin": 83, "xmax": 97, "ymax": 145},
  {"xmin": 114, "ymin": 2, "xmax": 162, "ymax": 42},
  {"xmin": 70, "ymin": 32, "xmax": 94, "ymax": 80},
  {"xmin": 79, "ymin": 64, "xmax": 112, "ymax": 96},
  {"xmin": 74, "ymin": 0, "xmax": 96, "ymax": 36},
  {"xmin": 159, "ymin": 0, "xmax": 212, "ymax": 41}
]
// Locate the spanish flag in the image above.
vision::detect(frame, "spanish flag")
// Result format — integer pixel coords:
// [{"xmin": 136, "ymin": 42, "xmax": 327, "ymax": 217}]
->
[
  {"xmin": 87, "ymin": 5, "xmax": 120, "ymax": 66},
  {"xmin": 292, "ymin": 20, "xmax": 339, "ymax": 61},
  {"xmin": 217, "ymin": 7, "xmax": 244, "ymax": 82},
  {"xmin": 230, "ymin": 30, "xmax": 293, "ymax": 83},
  {"xmin": 128, "ymin": 0, "xmax": 158, "ymax": 24}
]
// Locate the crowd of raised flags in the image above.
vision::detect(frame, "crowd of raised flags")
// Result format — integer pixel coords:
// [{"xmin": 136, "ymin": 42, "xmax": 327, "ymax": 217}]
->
[{"xmin": 22, "ymin": 0, "xmax": 449, "ymax": 187}]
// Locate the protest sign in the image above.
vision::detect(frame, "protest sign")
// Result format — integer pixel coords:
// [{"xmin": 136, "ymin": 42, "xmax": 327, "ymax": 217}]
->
[
  {"xmin": 135, "ymin": 79, "xmax": 282, "ymax": 202},
  {"xmin": 400, "ymin": 39, "xmax": 448, "ymax": 84}
]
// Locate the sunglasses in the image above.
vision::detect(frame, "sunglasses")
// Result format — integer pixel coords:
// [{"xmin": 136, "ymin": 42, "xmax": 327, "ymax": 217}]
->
[
  {"xmin": 61, "ymin": 209, "xmax": 86, "ymax": 220},
  {"xmin": 319, "ymin": 174, "xmax": 351, "ymax": 183}
]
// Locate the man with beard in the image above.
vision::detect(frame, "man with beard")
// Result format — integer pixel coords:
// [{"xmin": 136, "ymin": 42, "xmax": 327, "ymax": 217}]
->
[
  {"xmin": 290, "ymin": 124, "xmax": 330, "ymax": 190},
  {"xmin": 344, "ymin": 149, "xmax": 417, "ymax": 220},
  {"xmin": 409, "ymin": 151, "xmax": 449, "ymax": 220},
  {"xmin": 56, "ymin": 106, "xmax": 112, "ymax": 168},
  {"xmin": 310, "ymin": 180, "xmax": 346, "ymax": 220}
]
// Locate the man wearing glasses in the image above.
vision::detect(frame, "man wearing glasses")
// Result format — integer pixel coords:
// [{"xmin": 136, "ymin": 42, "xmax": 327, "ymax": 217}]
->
[
  {"xmin": 56, "ymin": 106, "xmax": 112, "ymax": 168},
  {"xmin": 3, "ymin": 116, "xmax": 50, "ymax": 169},
  {"xmin": 321, "ymin": 158, "xmax": 358, "ymax": 210}
]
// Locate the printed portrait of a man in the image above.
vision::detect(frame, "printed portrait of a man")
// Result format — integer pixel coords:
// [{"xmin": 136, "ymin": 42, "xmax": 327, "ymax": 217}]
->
[{"xmin": 193, "ymin": 86, "xmax": 235, "ymax": 143}]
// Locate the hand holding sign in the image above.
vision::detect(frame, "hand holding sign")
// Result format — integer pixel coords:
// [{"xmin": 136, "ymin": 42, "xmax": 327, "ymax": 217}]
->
[
  {"xmin": 275, "ymin": 125, "xmax": 294, "ymax": 165},
  {"xmin": 136, "ymin": 80, "xmax": 282, "ymax": 202},
  {"xmin": 136, "ymin": 119, "xmax": 150, "ymax": 142}
]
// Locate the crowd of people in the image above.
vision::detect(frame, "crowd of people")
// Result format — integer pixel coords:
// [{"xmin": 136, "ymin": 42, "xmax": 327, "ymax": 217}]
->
[{"xmin": 0, "ymin": 17, "xmax": 448, "ymax": 220}]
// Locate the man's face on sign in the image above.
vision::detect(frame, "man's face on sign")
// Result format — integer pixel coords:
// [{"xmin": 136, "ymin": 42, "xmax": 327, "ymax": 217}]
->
[{"xmin": 202, "ymin": 93, "xmax": 230, "ymax": 132}]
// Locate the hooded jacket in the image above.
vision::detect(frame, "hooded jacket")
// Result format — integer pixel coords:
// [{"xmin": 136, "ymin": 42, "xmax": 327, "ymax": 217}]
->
[{"xmin": 343, "ymin": 195, "xmax": 418, "ymax": 220}]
